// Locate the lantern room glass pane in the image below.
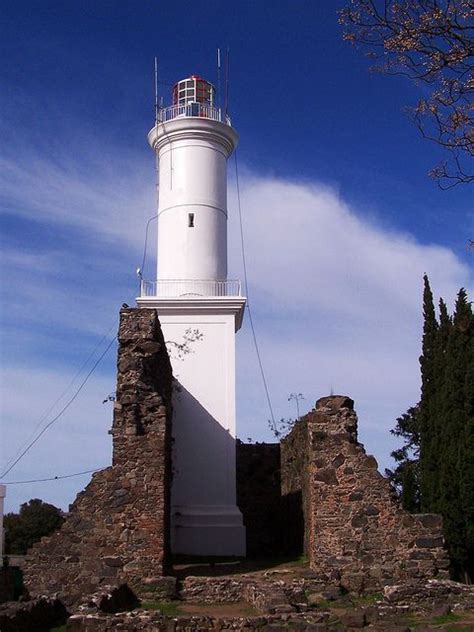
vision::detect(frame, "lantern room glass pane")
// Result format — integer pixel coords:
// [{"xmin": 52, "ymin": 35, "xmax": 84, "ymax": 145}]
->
[{"xmin": 171, "ymin": 77, "xmax": 215, "ymax": 109}]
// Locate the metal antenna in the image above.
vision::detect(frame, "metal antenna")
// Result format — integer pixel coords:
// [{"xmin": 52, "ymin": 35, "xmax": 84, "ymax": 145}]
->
[
  {"xmin": 224, "ymin": 47, "xmax": 230, "ymax": 117},
  {"xmin": 217, "ymin": 48, "xmax": 221, "ymax": 112},
  {"xmin": 288, "ymin": 393, "xmax": 304, "ymax": 420},
  {"xmin": 154, "ymin": 56, "xmax": 159, "ymax": 125}
]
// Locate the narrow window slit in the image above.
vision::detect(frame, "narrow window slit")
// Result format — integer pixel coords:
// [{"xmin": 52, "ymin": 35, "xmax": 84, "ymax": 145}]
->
[{"xmin": 188, "ymin": 213, "xmax": 195, "ymax": 228}]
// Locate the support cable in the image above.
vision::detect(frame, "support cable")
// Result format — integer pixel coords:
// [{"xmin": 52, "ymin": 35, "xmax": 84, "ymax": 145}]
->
[
  {"xmin": 0, "ymin": 336, "xmax": 117, "ymax": 480},
  {"xmin": 137, "ymin": 59, "xmax": 162, "ymax": 286},
  {"xmin": 234, "ymin": 150, "xmax": 277, "ymax": 433},
  {"xmin": 140, "ymin": 213, "xmax": 159, "ymax": 279},
  {"xmin": 3, "ymin": 468, "xmax": 108, "ymax": 485},
  {"xmin": 1, "ymin": 320, "xmax": 118, "ymax": 476}
]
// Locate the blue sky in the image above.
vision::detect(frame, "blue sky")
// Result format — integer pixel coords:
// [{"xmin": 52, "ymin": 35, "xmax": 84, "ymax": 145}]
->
[{"xmin": 1, "ymin": 1, "xmax": 472, "ymax": 513}]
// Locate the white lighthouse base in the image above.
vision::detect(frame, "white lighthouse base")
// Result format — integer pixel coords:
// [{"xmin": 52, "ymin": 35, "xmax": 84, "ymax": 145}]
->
[
  {"xmin": 173, "ymin": 505, "xmax": 246, "ymax": 556},
  {"xmin": 137, "ymin": 296, "xmax": 246, "ymax": 557}
]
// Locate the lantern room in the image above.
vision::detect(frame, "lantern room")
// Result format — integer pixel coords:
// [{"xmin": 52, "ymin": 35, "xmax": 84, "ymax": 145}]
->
[{"xmin": 172, "ymin": 76, "xmax": 215, "ymax": 107}]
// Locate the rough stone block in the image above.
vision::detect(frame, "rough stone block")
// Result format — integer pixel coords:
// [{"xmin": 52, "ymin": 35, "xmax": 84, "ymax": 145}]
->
[
  {"xmin": 316, "ymin": 396, "xmax": 354, "ymax": 411},
  {"xmin": 415, "ymin": 514, "xmax": 443, "ymax": 529},
  {"xmin": 313, "ymin": 468, "xmax": 338, "ymax": 485},
  {"xmin": 415, "ymin": 537, "xmax": 444, "ymax": 549}
]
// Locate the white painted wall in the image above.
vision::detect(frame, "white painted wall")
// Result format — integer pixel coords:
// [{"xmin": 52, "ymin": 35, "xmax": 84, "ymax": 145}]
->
[
  {"xmin": 164, "ymin": 313, "xmax": 244, "ymax": 555},
  {"xmin": 149, "ymin": 118, "xmax": 238, "ymax": 282}
]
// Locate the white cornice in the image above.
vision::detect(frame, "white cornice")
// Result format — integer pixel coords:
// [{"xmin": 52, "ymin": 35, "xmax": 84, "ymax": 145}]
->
[
  {"xmin": 136, "ymin": 296, "xmax": 247, "ymax": 332},
  {"xmin": 148, "ymin": 118, "xmax": 239, "ymax": 158}
]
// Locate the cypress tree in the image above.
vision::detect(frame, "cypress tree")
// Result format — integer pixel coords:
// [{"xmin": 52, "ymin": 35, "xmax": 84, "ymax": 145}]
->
[
  {"xmin": 445, "ymin": 289, "xmax": 474, "ymax": 580},
  {"xmin": 419, "ymin": 274, "xmax": 439, "ymax": 510},
  {"xmin": 427, "ymin": 298, "xmax": 451, "ymax": 513},
  {"xmin": 459, "ymin": 299, "xmax": 474, "ymax": 580},
  {"xmin": 392, "ymin": 281, "xmax": 473, "ymax": 580}
]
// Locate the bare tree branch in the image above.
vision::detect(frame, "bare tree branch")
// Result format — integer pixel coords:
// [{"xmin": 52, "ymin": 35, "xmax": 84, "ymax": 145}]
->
[{"xmin": 340, "ymin": 0, "xmax": 474, "ymax": 188}]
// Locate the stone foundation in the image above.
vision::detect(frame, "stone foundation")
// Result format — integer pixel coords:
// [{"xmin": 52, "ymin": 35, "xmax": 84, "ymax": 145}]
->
[
  {"xmin": 22, "ymin": 308, "xmax": 174, "ymax": 605},
  {"xmin": 65, "ymin": 577, "xmax": 474, "ymax": 631},
  {"xmin": 281, "ymin": 396, "xmax": 450, "ymax": 590}
]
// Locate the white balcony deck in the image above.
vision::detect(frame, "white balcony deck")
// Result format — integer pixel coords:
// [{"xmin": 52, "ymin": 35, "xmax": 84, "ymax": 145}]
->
[
  {"xmin": 140, "ymin": 279, "xmax": 242, "ymax": 298},
  {"xmin": 157, "ymin": 103, "xmax": 232, "ymax": 126}
]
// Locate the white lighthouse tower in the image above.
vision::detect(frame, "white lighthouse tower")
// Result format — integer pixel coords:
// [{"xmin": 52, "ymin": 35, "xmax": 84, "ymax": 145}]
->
[{"xmin": 137, "ymin": 74, "xmax": 246, "ymax": 556}]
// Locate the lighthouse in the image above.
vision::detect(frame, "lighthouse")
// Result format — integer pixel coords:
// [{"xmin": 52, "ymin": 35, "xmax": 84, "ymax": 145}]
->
[{"xmin": 137, "ymin": 75, "xmax": 246, "ymax": 556}]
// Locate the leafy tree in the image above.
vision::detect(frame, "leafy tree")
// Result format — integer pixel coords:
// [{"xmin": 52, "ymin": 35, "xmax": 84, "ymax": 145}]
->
[
  {"xmin": 386, "ymin": 404, "xmax": 421, "ymax": 512},
  {"xmin": 4, "ymin": 498, "xmax": 64, "ymax": 555},
  {"xmin": 339, "ymin": 0, "xmax": 474, "ymax": 188}
]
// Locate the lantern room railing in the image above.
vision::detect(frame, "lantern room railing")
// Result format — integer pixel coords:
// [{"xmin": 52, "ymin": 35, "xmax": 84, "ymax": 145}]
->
[
  {"xmin": 157, "ymin": 103, "xmax": 231, "ymax": 126},
  {"xmin": 140, "ymin": 279, "xmax": 242, "ymax": 298}
]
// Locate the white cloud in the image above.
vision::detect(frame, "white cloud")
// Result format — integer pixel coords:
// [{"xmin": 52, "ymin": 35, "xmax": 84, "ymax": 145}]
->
[
  {"xmin": 228, "ymin": 176, "xmax": 470, "ymax": 318},
  {"xmin": 0, "ymin": 138, "xmax": 155, "ymax": 251}
]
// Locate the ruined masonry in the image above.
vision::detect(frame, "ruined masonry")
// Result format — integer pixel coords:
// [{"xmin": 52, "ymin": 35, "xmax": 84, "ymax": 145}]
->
[
  {"xmin": 23, "ymin": 310, "xmax": 450, "ymax": 607},
  {"xmin": 23, "ymin": 308, "xmax": 174, "ymax": 605},
  {"xmin": 281, "ymin": 395, "xmax": 449, "ymax": 591}
]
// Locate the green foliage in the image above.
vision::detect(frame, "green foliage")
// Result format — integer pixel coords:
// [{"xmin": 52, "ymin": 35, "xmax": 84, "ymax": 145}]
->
[
  {"xmin": 437, "ymin": 288, "xmax": 474, "ymax": 579},
  {"xmin": 141, "ymin": 601, "xmax": 180, "ymax": 615},
  {"xmin": 4, "ymin": 498, "xmax": 64, "ymax": 555},
  {"xmin": 352, "ymin": 593, "xmax": 383, "ymax": 605},
  {"xmin": 392, "ymin": 280, "xmax": 473, "ymax": 581},
  {"xmin": 432, "ymin": 612, "xmax": 461, "ymax": 624},
  {"xmin": 419, "ymin": 274, "xmax": 439, "ymax": 510},
  {"xmin": 386, "ymin": 404, "xmax": 421, "ymax": 512},
  {"xmin": 400, "ymin": 463, "xmax": 419, "ymax": 513}
]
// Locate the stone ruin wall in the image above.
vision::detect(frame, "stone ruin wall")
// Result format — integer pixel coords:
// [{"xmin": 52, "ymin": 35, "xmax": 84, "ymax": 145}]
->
[
  {"xmin": 22, "ymin": 308, "xmax": 173, "ymax": 606},
  {"xmin": 281, "ymin": 395, "xmax": 450, "ymax": 591}
]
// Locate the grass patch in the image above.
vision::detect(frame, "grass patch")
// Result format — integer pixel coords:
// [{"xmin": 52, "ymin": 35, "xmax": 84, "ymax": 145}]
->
[
  {"xmin": 309, "ymin": 597, "xmax": 350, "ymax": 610},
  {"xmin": 352, "ymin": 593, "xmax": 383, "ymax": 605},
  {"xmin": 432, "ymin": 612, "xmax": 462, "ymax": 625},
  {"xmin": 400, "ymin": 611, "xmax": 473, "ymax": 629},
  {"xmin": 308, "ymin": 592, "xmax": 384, "ymax": 613},
  {"xmin": 49, "ymin": 626, "xmax": 67, "ymax": 632},
  {"xmin": 140, "ymin": 601, "xmax": 181, "ymax": 616}
]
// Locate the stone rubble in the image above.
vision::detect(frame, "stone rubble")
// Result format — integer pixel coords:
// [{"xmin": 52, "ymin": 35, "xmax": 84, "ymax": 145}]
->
[{"xmin": 0, "ymin": 595, "xmax": 68, "ymax": 632}]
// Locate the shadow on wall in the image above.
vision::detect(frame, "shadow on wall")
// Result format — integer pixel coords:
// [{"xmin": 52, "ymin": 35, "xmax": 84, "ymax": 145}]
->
[
  {"xmin": 281, "ymin": 490, "xmax": 304, "ymax": 556},
  {"xmin": 169, "ymin": 382, "xmax": 306, "ymax": 558},
  {"xmin": 171, "ymin": 382, "xmax": 238, "ymax": 509}
]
